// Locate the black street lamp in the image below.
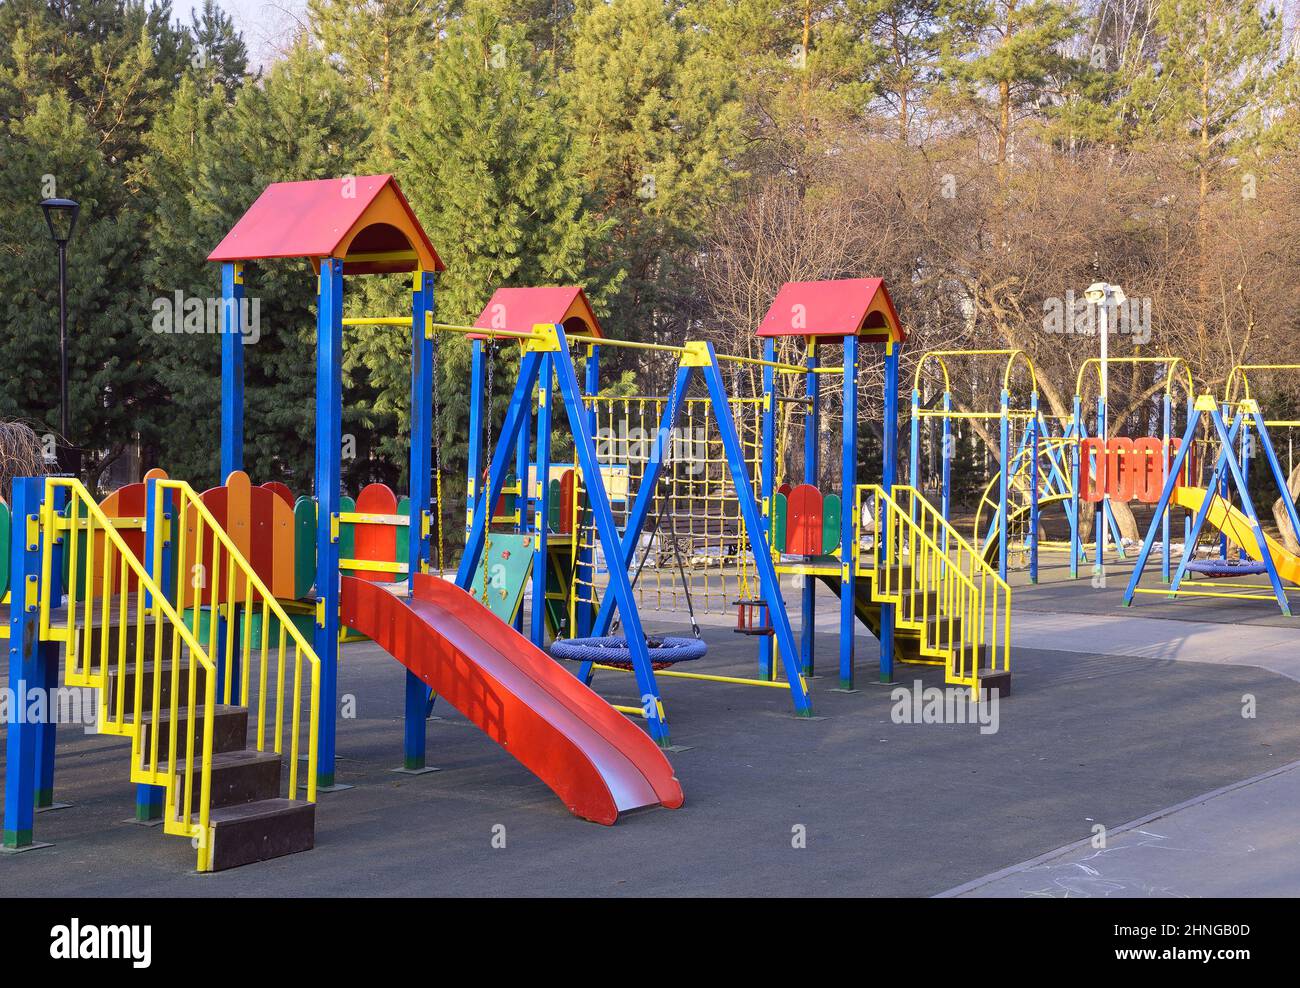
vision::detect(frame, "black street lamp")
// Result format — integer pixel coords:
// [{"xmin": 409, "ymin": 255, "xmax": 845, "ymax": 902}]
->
[{"xmin": 39, "ymin": 197, "xmax": 79, "ymax": 466}]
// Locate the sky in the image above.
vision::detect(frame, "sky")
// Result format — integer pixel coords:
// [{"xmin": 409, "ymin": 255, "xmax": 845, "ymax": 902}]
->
[{"xmin": 204, "ymin": 0, "xmax": 307, "ymax": 70}]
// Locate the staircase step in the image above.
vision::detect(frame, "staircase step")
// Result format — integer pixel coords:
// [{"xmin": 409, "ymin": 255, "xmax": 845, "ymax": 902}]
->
[
  {"xmin": 977, "ymin": 667, "xmax": 1012, "ymax": 698},
  {"xmin": 106, "ymin": 661, "xmax": 210, "ymax": 710},
  {"xmin": 920, "ymin": 614, "xmax": 961, "ymax": 644},
  {"xmin": 138, "ymin": 704, "xmax": 247, "ymax": 762},
  {"xmin": 207, "ymin": 798, "xmax": 315, "ymax": 871},
  {"xmin": 175, "ymin": 749, "xmax": 282, "ymax": 809},
  {"xmin": 70, "ymin": 621, "xmax": 181, "ymax": 669}
]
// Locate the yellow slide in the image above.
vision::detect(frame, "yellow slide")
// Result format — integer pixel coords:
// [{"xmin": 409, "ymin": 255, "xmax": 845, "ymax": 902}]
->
[{"xmin": 1171, "ymin": 486, "xmax": 1300, "ymax": 584}]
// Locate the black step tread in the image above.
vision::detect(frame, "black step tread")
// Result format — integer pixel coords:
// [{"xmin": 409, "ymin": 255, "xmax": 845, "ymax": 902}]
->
[
  {"xmin": 175, "ymin": 748, "xmax": 283, "ymax": 809},
  {"xmin": 140, "ymin": 702, "xmax": 242, "ymax": 723},
  {"xmin": 137, "ymin": 704, "xmax": 248, "ymax": 759},
  {"xmin": 207, "ymin": 798, "xmax": 315, "ymax": 872},
  {"xmin": 208, "ymin": 748, "xmax": 282, "ymax": 769},
  {"xmin": 208, "ymin": 796, "xmax": 312, "ymax": 824}
]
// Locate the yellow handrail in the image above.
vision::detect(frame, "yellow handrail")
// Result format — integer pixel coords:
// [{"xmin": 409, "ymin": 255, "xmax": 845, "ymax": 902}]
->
[
  {"xmin": 40, "ymin": 478, "xmax": 219, "ymax": 868},
  {"xmin": 38, "ymin": 477, "xmax": 320, "ymax": 872},
  {"xmin": 157, "ymin": 479, "xmax": 321, "ymax": 807},
  {"xmin": 855, "ymin": 484, "xmax": 1011, "ymax": 696}
]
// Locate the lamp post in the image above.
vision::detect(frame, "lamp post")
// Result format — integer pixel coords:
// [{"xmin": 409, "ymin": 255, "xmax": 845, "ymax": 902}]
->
[
  {"xmin": 40, "ymin": 197, "xmax": 79, "ymax": 468},
  {"xmin": 1083, "ymin": 281, "xmax": 1125, "ymax": 573}
]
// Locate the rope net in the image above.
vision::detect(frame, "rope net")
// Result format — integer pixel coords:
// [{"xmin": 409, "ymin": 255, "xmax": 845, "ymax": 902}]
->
[{"xmin": 563, "ymin": 392, "xmax": 766, "ymax": 620}]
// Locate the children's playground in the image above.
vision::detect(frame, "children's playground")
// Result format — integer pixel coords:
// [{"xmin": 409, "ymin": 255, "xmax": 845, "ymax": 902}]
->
[{"xmin": 6, "ymin": 176, "xmax": 1300, "ymax": 897}]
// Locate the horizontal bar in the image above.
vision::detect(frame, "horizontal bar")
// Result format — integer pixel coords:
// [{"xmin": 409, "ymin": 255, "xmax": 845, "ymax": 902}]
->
[
  {"xmin": 592, "ymin": 662, "xmax": 794, "ymax": 689},
  {"xmin": 339, "ymin": 559, "xmax": 409, "ymax": 574},
  {"xmin": 337, "ymin": 512, "xmax": 410, "ymax": 526}
]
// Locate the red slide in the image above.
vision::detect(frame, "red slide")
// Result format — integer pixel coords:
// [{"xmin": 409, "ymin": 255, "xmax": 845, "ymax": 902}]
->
[{"xmin": 339, "ymin": 574, "xmax": 683, "ymax": 824}]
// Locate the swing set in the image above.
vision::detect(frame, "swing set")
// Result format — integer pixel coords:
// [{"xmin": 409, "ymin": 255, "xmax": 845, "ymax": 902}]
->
[{"xmin": 1124, "ymin": 364, "xmax": 1300, "ymax": 613}]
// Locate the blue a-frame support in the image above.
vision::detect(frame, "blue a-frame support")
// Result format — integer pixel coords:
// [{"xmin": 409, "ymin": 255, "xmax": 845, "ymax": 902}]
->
[
  {"xmin": 1123, "ymin": 398, "xmax": 1300, "ymax": 614},
  {"xmin": 530, "ymin": 355, "xmax": 554, "ymax": 646},
  {"xmin": 456, "ymin": 329, "xmax": 814, "ymax": 745}
]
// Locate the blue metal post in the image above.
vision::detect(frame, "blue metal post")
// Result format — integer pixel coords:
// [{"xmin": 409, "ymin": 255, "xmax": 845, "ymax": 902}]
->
[
  {"xmin": 759, "ymin": 338, "xmax": 777, "ymax": 680},
  {"xmin": 313, "ymin": 258, "xmax": 344, "ymax": 789},
  {"xmin": 1070, "ymin": 395, "xmax": 1082, "ymax": 578},
  {"xmin": 839, "ymin": 335, "xmax": 858, "ymax": 689},
  {"xmin": 1170, "ymin": 390, "xmax": 1180, "ymax": 582},
  {"xmin": 998, "ymin": 388, "xmax": 1010, "ymax": 580},
  {"xmin": 4, "ymin": 478, "xmax": 47, "ymax": 850},
  {"xmin": 1096, "ymin": 394, "xmax": 1108, "ymax": 571},
  {"xmin": 1029, "ymin": 392, "xmax": 1040, "ymax": 583},
  {"xmin": 33, "ymin": 485, "xmax": 65, "ymax": 813},
  {"xmin": 800, "ymin": 339, "xmax": 818, "ymax": 677},
  {"xmin": 220, "ymin": 262, "xmax": 245, "ymax": 480},
  {"xmin": 908, "ymin": 386, "xmax": 920, "ymax": 495},
  {"xmin": 576, "ymin": 345, "xmax": 600, "ymax": 638},
  {"xmin": 879, "ymin": 340, "xmax": 900, "ymax": 685},
  {"xmin": 941, "ymin": 391, "xmax": 952, "ymax": 550},
  {"xmin": 135, "ymin": 477, "xmax": 170, "ymax": 819},
  {"xmin": 404, "ymin": 270, "xmax": 434, "ymax": 772},
  {"xmin": 531, "ymin": 355, "xmax": 554, "ymax": 647}
]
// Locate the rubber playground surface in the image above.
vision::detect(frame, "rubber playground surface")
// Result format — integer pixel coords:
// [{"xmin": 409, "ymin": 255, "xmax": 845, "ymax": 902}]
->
[{"xmin": 4, "ymin": 556, "xmax": 1300, "ymax": 897}]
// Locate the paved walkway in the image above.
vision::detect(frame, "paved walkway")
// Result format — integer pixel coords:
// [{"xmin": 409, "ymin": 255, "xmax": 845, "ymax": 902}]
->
[
  {"xmin": 1011, "ymin": 610, "xmax": 1300, "ymax": 682},
  {"xmin": 941, "ymin": 759, "xmax": 1300, "ymax": 897}
]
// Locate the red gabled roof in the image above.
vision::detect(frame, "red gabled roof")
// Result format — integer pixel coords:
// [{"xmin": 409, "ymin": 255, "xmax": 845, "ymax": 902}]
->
[
  {"xmin": 756, "ymin": 278, "xmax": 905, "ymax": 343},
  {"xmin": 470, "ymin": 286, "xmax": 605, "ymax": 341},
  {"xmin": 208, "ymin": 175, "xmax": 444, "ymax": 275}
]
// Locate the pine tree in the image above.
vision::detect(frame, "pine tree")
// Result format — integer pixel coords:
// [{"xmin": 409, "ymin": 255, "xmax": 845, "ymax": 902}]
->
[
  {"xmin": 0, "ymin": 0, "xmax": 188, "ymax": 486},
  {"xmin": 1127, "ymin": 0, "xmax": 1294, "ymax": 354},
  {"xmin": 943, "ymin": 0, "xmax": 1082, "ymax": 179},
  {"xmin": 565, "ymin": 0, "xmax": 745, "ymax": 339},
  {"xmin": 307, "ymin": 0, "xmax": 454, "ymax": 165},
  {"xmin": 142, "ymin": 41, "xmax": 369, "ymax": 491},
  {"xmin": 189, "ymin": 0, "xmax": 251, "ymax": 94},
  {"xmin": 358, "ymin": 0, "xmax": 615, "ymax": 499}
]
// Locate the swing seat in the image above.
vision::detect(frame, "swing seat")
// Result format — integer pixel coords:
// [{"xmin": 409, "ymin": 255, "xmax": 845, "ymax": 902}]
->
[
  {"xmin": 550, "ymin": 635, "xmax": 707, "ymax": 670},
  {"xmin": 733, "ymin": 598, "xmax": 773, "ymax": 637},
  {"xmin": 1184, "ymin": 558, "xmax": 1270, "ymax": 578}
]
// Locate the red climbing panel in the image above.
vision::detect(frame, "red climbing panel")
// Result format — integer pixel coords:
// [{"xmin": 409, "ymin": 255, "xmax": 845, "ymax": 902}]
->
[
  {"xmin": 785, "ymin": 484, "xmax": 824, "ymax": 555},
  {"xmin": 352, "ymin": 483, "xmax": 400, "ymax": 584}
]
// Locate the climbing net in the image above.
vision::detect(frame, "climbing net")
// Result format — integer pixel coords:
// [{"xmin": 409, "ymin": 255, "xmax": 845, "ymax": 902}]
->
[{"xmin": 563, "ymin": 392, "xmax": 766, "ymax": 619}]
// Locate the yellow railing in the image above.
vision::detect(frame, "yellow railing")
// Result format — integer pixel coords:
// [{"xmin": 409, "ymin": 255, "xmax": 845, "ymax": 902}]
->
[
  {"xmin": 855, "ymin": 484, "xmax": 1011, "ymax": 696},
  {"xmin": 36, "ymin": 477, "xmax": 320, "ymax": 871},
  {"xmin": 158, "ymin": 479, "xmax": 320, "ymax": 806}
]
